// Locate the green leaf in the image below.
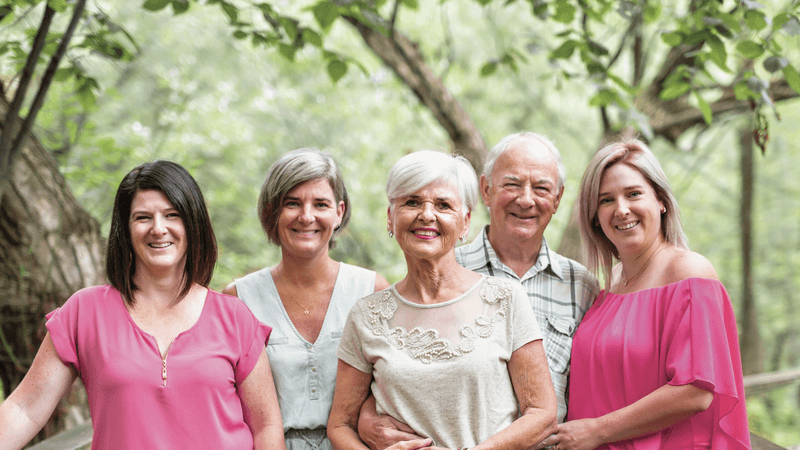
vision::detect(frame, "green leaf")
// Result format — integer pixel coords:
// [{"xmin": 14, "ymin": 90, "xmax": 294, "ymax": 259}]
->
[
  {"xmin": 744, "ymin": 10, "xmax": 767, "ymax": 30},
  {"xmin": 782, "ymin": 64, "xmax": 800, "ymax": 95},
  {"xmin": 643, "ymin": 3, "xmax": 661, "ymax": 23},
  {"xmin": 694, "ymin": 91, "xmax": 712, "ymax": 125},
  {"xmin": 588, "ymin": 89, "xmax": 616, "ymax": 107},
  {"xmin": 733, "ymin": 80, "xmax": 756, "ymax": 100},
  {"xmin": 53, "ymin": 67, "xmax": 74, "ymax": 82},
  {"xmin": 553, "ymin": 1, "xmax": 576, "ymax": 24},
  {"xmin": 661, "ymin": 31, "xmax": 682, "ymax": 47},
  {"xmin": 532, "ymin": 1, "xmax": 548, "ymax": 18},
  {"xmin": 221, "ymin": 2, "xmax": 238, "ymax": 23},
  {"xmin": 608, "ymin": 72, "xmax": 635, "ymax": 95},
  {"xmin": 302, "ymin": 29, "xmax": 323, "ymax": 47},
  {"xmin": 772, "ymin": 12, "xmax": 791, "ymax": 30},
  {"xmin": 400, "ymin": 0, "xmax": 418, "ymax": 9},
  {"xmin": 171, "ymin": 0, "xmax": 189, "ymax": 15},
  {"xmin": 480, "ymin": 61, "xmax": 498, "ymax": 76},
  {"xmin": 706, "ymin": 34, "xmax": 729, "ymax": 72},
  {"xmin": 278, "ymin": 43, "xmax": 296, "ymax": 61},
  {"xmin": 659, "ymin": 82, "xmax": 691, "ymax": 100},
  {"xmin": 47, "ymin": 0, "xmax": 67, "ymax": 12},
  {"xmin": 550, "ymin": 40, "xmax": 576, "ymax": 59},
  {"xmin": 279, "ymin": 17, "xmax": 298, "ymax": 41},
  {"xmin": 327, "ymin": 59, "xmax": 347, "ymax": 82},
  {"xmin": 142, "ymin": 0, "xmax": 170, "ymax": 11},
  {"xmin": 719, "ymin": 14, "xmax": 742, "ymax": 34},
  {"xmin": 233, "ymin": 30, "xmax": 247, "ymax": 40},
  {"xmin": 313, "ymin": 1, "xmax": 339, "ymax": 31},
  {"xmin": 736, "ymin": 40, "xmax": 763, "ymax": 59}
]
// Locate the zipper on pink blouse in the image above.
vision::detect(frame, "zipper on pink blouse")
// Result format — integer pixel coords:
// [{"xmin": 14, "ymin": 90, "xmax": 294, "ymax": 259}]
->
[{"xmin": 158, "ymin": 339, "xmax": 175, "ymax": 387}]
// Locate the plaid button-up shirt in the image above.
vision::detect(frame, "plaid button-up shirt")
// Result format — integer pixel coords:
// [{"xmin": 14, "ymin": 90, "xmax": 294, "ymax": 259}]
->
[{"xmin": 455, "ymin": 225, "xmax": 599, "ymax": 423}]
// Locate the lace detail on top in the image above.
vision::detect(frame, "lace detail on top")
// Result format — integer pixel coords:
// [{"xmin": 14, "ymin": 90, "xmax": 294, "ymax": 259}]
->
[{"xmin": 365, "ymin": 278, "xmax": 513, "ymax": 364}]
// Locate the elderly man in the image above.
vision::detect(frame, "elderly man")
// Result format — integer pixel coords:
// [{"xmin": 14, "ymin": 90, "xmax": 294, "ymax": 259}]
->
[{"xmin": 358, "ymin": 132, "xmax": 598, "ymax": 448}]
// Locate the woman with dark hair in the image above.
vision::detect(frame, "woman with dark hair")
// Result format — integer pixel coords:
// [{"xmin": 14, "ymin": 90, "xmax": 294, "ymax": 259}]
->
[
  {"xmin": 223, "ymin": 148, "xmax": 389, "ymax": 450},
  {"xmin": 539, "ymin": 140, "xmax": 750, "ymax": 449},
  {"xmin": 0, "ymin": 161, "xmax": 285, "ymax": 450}
]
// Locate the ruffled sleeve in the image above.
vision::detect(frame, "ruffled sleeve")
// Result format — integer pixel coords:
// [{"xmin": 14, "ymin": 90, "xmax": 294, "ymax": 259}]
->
[{"xmin": 663, "ymin": 278, "xmax": 751, "ymax": 449}]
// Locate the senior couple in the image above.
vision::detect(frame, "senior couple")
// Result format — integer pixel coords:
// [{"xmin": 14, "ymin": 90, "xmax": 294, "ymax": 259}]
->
[{"xmin": 0, "ymin": 133, "xmax": 750, "ymax": 450}]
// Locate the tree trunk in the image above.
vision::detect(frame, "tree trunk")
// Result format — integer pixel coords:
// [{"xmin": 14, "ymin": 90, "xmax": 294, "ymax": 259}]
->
[
  {"xmin": 738, "ymin": 124, "xmax": 764, "ymax": 376},
  {"xmin": 0, "ymin": 94, "xmax": 102, "ymax": 441}
]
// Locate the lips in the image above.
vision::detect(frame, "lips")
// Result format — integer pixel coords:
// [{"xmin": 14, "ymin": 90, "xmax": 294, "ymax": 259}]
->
[
  {"xmin": 413, "ymin": 229, "xmax": 440, "ymax": 238},
  {"xmin": 149, "ymin": 242, "xmax": 172, "ymax": 248},
  {"xmin": 616, "ymin": 221, "xmax": 639, "ymax": 230}
]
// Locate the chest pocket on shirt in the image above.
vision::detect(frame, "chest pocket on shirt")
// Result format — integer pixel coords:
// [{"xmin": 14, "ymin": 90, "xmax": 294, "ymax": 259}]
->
[
  {"xmin": 544, "ymin": 316, "xmax": 577, "ymax": 374},
  {"xmin": 268, "ymin": 336, "xmax": 289, "ymax": 346},
  {"xmin": 331, "ymin": 331, "xmax": 342, "ymax": 339}
]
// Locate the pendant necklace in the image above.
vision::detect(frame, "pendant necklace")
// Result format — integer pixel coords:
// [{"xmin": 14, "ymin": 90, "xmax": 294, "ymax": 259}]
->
[
  {"xmin": 288, "ymin": 296, "xmax": 312, "ymax": 315},
  {"xmin": 622, "ymin": 245, "xmax": 666, "ymax": 287}
]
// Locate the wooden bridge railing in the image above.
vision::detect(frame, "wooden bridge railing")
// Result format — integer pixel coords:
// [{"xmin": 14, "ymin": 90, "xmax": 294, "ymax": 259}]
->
[{"xmin": 26, "ymin": 368, "xmax": 800, "ymax": 450}]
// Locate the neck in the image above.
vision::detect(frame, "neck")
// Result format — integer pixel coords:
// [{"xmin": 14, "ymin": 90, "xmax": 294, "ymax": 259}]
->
[
  {"xmin": 486, "ymin": 226, "xmax": 543, "ymax": 277},
  {"xmin": 131, "ymin": 266, "xmax": 189, "ymax": 307},
  {"xmin": 399, "ymin": 253, "xmax": 473, "ymax": 304},
  {"xmin": 619, "ymin": 239, "xmax": 667, "ymax": 286},
  {"xmin": 274, "ymin": 250, "xmax": 338, "ymax": 287}
]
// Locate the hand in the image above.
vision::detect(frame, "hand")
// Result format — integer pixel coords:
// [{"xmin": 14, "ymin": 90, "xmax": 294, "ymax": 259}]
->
[
  {"xmin": 384, "ymin": 437, "xmax": 433, "ymax": 450},
  {"xmin": 538, "ymin": 419, "xmax": 603, "ymax": 450},
  {"xmin": 359, "ymin": 395, "xmax": 425, "ymax": 450}
]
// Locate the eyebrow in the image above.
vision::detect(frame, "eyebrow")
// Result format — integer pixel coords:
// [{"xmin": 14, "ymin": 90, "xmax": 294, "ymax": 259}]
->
[{"xmin": 598, "ymin": 184, "xmax": 646, "ymax": 197}]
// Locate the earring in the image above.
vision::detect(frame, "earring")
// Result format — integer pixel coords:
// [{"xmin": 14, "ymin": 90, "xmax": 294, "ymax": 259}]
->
[
  {"xmin": 388, "ymin": 231, "xmax": 394, "ymax": 238},
  {"xmin": 661, "ymin": 207, "xmax": 666, "ymax": 214},
  {"xmin": 459, "ymin": 236, "xmax": 466, "ymax": 243}
]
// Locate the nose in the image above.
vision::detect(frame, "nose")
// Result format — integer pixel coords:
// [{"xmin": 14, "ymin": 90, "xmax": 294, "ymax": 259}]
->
[
  {"xmin": 418, "ymin": 202, "xmax": 435, "ymax": 222},
  {"xmin": 298, "ymin": 204, "xmax": 315, "ymax": 223},
  {"xmin": 151, "ymin": 215, "xmax": 167, "ymax": 235},
  {"xmin": 614, "ymin": 199, "xmax": 630, "ymax": 218},
  {"xmin": 516, "ymin": 186, "xmax": 535, "ymax": 208}
]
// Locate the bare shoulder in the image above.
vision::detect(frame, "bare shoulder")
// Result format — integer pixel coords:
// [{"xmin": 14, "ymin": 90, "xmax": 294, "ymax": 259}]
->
[
  {"xmin": 663, "ymin": 247, "xmax": 718, "ymax": 283},
  {"xmin": 221, "ymin": 281, "xmax": 238, "ymax": 297},
  {"xmin": 374, "ymin": 274, "xmax": 390, "ymax": 292}
]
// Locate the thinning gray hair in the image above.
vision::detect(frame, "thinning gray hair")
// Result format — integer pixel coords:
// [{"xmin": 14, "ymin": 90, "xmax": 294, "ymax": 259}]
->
[
  {"xmin": 386, "ymin": 150, "xmax": 479, "ymax": 216},
  {"xmin": 258, "ymin": 148, "xmax": 350, "ymax": 248},
  {"xmin": 578, "ymin": 139, "xmax": 688, "ymax": 289},
  {"xmin": 483, "ymin": 132, "xmax": 566, "ymax": 190}
]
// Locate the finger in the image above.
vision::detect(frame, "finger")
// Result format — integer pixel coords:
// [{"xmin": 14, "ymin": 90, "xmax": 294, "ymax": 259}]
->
[
  {"xmin": 389, "ymin": 417, "xmax": 421, "ymax": 434},
  {"xmin": 387, "ymin": 437, "xmax": 433, "ymax": 450}
]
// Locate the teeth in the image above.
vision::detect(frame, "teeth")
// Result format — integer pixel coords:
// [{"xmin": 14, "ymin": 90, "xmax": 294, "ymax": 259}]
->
[
  {"xmin": 414, "ymin": 230, "xmax": 439, "ymax": 237},
  {"xmin": 150, "ymin": 243, "xmax": 171, "ymax": 248},
  {"xmin": 617, "ymin": 222, "xmax": 638, "ymax": 230}
]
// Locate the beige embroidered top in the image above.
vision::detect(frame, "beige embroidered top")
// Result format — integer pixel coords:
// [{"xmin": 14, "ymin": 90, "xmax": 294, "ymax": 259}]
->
[{"xmin": 337, "ymin": 276, "xmax": 543, "ymax": 448}]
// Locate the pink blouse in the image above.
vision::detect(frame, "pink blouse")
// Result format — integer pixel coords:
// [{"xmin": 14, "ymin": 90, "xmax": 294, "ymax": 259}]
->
[
  {"xmin": 46, "ymin": 285, "xmax": 271, "ymax": 450},
  {"xmin": 568, "ymin": 278, "xmax": 750, "ymax": 449}
]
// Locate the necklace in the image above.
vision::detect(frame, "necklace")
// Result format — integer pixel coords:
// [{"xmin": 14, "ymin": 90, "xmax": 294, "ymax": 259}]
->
[
  {"xmin": 622, "ymin": 245, "xmax": 666, "ymax": 287},
  {"xmin": 287, "ymin": 295, "xmax": 312, "ymax": 315}
]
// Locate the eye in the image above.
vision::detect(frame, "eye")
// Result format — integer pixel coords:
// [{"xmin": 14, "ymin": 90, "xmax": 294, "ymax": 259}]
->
[
  {"xmin": 315, "ymin": 202, "xmax": 330, "ymax": 208},
  {"xmin": 503, "ymin": 182, "xmax": 520, "ymax": 189},
  {"xmin": 436, "ymin": 202, "xmax": 452, "ymax": 210},
  {"xmin": 599, "ymin": 197, "xmax": 613, "ymax": 205},
  {"xmin": 404, "ymin": 199, "xmax": 420, "ymax": 207},
  {"xmin": 284, "ymin": 200, "xmax": 300, "ymax": 207},
  {"xmin": 628, "ymin": 191, "xmax": 642, "ymax": 198},
  {"xmin": 166, "ymin": 212, "xmax": 181, "ymax": 219},
  {"xmin": 132, "ymin": 214, "xmax": 150, "ymax": 221}
]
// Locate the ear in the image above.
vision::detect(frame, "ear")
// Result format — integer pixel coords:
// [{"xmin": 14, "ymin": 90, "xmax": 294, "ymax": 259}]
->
[
  {"xmin": 336, "ymin": 200, "xmax": 345, "ymax": 221},
  {"xmin": 461, "ymin": 211, "xmax": 472, "ymax": 238},
  {"xmin": 386, "ymin": 205, "xmax": 393, "ymax": 233},
  {"xmin": 480, "ymin": 174, "xmax": 491, "ymax": 206},
  {"xmin": 553, "ymin": 185, "xmax": 565, "ymax": 213}
]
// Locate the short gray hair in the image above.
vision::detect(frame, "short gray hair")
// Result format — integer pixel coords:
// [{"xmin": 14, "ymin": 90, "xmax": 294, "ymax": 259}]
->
[
  {"xmin": 258, "ymin": 148, "xmax": 350, "ymax": 248},
  {"xmin": 386, "ymin": 150, "xmax": 479, "ymax": 215},
  {"xmin": 578, "ymin": 139, "xmax": 688, "ymax": 289},
  {"xmin": 483, "ymin": 132, "xmax": 566, "ymax": 190}
]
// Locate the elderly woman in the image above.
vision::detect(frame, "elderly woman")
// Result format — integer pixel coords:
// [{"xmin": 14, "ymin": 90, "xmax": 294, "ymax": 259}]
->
[
  {"xmin": 223, "ymin": 148, "xmax": 389, "ymax": 450},
  {"xmin": 0, "ymin": 161, "xmax": 284, "ymax": 450},
  {"xmin": 540, "ymin": 140, "xmax": 750, "ymax": 449},
  {"xmin": 327, "ymin": 150, "xmax": 557, "ymax": 449}
]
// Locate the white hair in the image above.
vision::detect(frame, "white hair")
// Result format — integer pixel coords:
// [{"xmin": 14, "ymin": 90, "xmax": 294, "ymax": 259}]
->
[
  {"xmin": 483, "ymin": 132, "xmax": 566, "ymax": 190},
  {"xmin": 386, "ymin": 150, "xmax": 479, "ymax": 215}
]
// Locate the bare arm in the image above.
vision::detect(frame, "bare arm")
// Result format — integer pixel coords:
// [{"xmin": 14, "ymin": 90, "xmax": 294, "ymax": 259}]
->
[
  {"xmin": 474, "ymin": 340, "xmax": 557, "ymax": 450},
  {"xmin": 328, "ymin": 360, "xmax": 375, "ymax": 449},
  {"xmin": 0, "ymin": 333, "xmax": 78, "ymax": 450},
  {"xmin": 240, "ymin": 349, "xmax": 286, "ymax": 450},
  {"xmin": 358, "ymin": 394, "xmax": 425, "ymax": 450},
  {"xmin": 374, "ymin": 274, "xmax": 390, "ymax": 292},
  {"xmin": 542, "ymin": 384, "xmax": 713, "ymax": 450},
  {"xmin": 222, "ymin": 282, "xmax": 238, "ymax": 297}
]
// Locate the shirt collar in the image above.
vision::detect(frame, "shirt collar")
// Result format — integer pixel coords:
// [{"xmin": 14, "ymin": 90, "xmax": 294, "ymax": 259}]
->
[{"xmin": 472, "ymin": 225, "xmax": 566, "ymax": 281}]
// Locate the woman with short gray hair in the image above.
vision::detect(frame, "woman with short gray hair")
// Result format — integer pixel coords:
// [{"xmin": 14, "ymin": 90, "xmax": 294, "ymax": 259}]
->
[
  {"xmin": 328, "ymin": 150, "xmax": 556, "ymax": 450},
  {"xmin": 224, "ymin": 148, "xmax": 389, "ymax": 450}
]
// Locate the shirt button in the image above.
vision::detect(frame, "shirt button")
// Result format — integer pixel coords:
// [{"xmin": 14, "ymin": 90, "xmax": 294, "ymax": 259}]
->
[
  {"xmin": 311, "ymin": 389, "xmax": 316, "ymax": 393},
  {"xmin": 311, "ymin": 367, "xmax": 316, "ymax": 372},
  {"xmin": 308, "ymin": 346, "xmax": 314, "ymax": 352}
]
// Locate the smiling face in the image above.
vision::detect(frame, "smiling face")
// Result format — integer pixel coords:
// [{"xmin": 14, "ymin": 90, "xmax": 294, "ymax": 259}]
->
[
  {"xmin": 129, "ymin": 189, "xmax": 188, "ymax": 278},
  {"xmin": 596, "ymin": 163, "xmax": 665, "ymax": 258},
  {"xmin": 277, "ymin": 178, "xmax": 345, "ymax": 259},
  {"xmin": 388, "ymin": 179, "xmax": 470, "ymax": 263},
  {"xmin": 482, "ymin": 142, "xmax": 563, "ymax": 248}
]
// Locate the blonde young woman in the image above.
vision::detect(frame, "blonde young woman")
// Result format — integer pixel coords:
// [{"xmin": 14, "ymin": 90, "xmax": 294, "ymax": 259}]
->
[
  {"xmin": 540, "ymin": 141, "xmax": 750, "ymax": 449},
  {"xmin": 224, "ymin": 148, "xmax": 389, "ymax": 450}
]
